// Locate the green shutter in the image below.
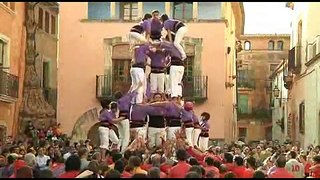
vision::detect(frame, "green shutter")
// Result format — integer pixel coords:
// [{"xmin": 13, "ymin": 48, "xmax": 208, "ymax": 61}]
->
[{"xmin": 238, "ymin": 95, "xmax": 249, "ymax": 114}]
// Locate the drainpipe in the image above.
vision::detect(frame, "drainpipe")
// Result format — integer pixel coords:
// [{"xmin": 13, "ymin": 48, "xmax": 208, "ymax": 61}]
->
[{"xmin": 235, "ymin": 52, "xmax": 239, "ymax": 141}]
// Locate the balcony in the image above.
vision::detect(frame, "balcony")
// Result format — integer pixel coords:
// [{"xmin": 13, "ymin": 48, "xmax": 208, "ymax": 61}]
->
[
  {"xmin": 96, "ymin": 75, "xmax": 208, "ymax": 103},
  {"xmin": 43, "ymin": 87, "xmax": 57, "ymax": 110},
  {"xmin": 238, "ymin": 108, "xmax": 272, "ymax": 121},
  {"xmin": 0, "ymin": 70, "xmax": 19, "ymax": 103},
  {"xmin": 237, "ymin": 79, "xmax": 255, "ymax": 89},
  {"xmin": 288, "ymin": 45, "xmax": 302, "ymax": 74}
]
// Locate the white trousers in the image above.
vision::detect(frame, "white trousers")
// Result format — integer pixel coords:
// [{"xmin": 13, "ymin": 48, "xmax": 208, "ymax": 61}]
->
[
  {"xmin": 193, "ymin": 128, "xmax": 201, "ymax": 147},
  {"xmin": 185, "ymin": 127, "xmax": 194, "ymax": 147},
  {"xmin": 199, "ymin": 136, "xmax": 209, "ymax": 151},
  {"xmin": 128, "ymin": 32, "xmax": 147, "ymax": 48},
  {"xmin": 165, "ymin": 74, "xmax": 171, "ymax": 95},
  {"xmin": 98, "ymin": 126, "xmax": 119, "ymax": 150},
  {"xmin": 150, "ymin": 73, "xmax": 165, "ymax": 94},
  {"xmin": 167, "ymin": 127, "xmax": 181, "ymax": 140},
  {"xmin": 148, "ymin": 127, "xmax": 166, "ymax": 148},
  {"xmin": 170, "ymin": 66, "xmax": 185, "ymax": 97},
  {"xmin": 174, "ymin": 26, "xmax": 188, "ymax": 60},
  {"xmin": 117, "ymin": 119, "xmax": 130, "ymax": 153},
  {"xmin": 130, "ymin": 67, "xmax": 145, "ymax": 103},
  {"xmin": 131, "ymin": 126, "xmax": 147, "ymax": 140}
]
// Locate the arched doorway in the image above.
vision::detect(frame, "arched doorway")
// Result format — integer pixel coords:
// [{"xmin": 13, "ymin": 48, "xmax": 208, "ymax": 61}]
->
[
  {"xmin": 87, "ymin": 122, "xmax": 101, "ymax": 147},
  {"xmin": 0, "ymin": 125, "xmax": 6, "ymax": 143}
]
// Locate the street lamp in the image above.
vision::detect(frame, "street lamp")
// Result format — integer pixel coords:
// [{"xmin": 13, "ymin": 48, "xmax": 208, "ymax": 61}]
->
[{"xmin": 273, "ymin": 85, "xmax": 280, "ymax": 98}]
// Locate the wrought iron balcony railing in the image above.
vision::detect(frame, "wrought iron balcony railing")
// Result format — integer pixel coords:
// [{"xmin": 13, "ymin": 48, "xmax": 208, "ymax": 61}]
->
[
  {"xmin": 0, "ymin": 70, "xmax": 19, "ymax": 100},
  {"xmin": 288, "ymin": 45, "xmax": 302, "ymax": 74},
  {"xmin": 96, "ymin": 75, "xmax": 208, "ymax": 102},
  {"xmin": 237, "ymin": 79, "xmax": 255, "ymax": 89}
]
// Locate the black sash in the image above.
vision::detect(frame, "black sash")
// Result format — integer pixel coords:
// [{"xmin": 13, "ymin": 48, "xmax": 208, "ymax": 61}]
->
[
  {"xmin": 149, "ymin": 115, "xmax": 166, "ymax": 128},
  {"xmin": 130, "ymin": 25, "xmax": 143, "ymax": 33},
  {"xmin": 173, "ymin": 21, "xmax": 185, "ymax": 33}
]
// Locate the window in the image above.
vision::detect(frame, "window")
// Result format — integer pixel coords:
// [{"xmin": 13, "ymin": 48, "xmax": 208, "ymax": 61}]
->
[
  {"xmin": 112, "ymin": 59, "xmax": 131, "ymax": 82},
  {"xmin": 143, "ymin": 2, "xmax": 165, "ymax": 15},
  {"xmin": 197, "ymin": 2, "xmax": 221, "ymax": 20},
  {"xmin": 38, "ymin": 8, "xmax": 43, "ymax": 29},
  {"xmin": 268, "ymin": 40, "xmax": 274, "ymax": 50},
  {"xmin": 238, "ymin": 64, "xmax": 249, "ymax": 84},
  {"xmin": 238, "ymin": 128, "xmax": 247, "ymax": 138},
  {"xmin": 269, "ymin": 64, "xmax": 279, "ymax": 73},
  {"xmin": 277, "ymin": 40, "xmax": 284, "ymax": 50},
  {"xmin": 238, "ymin": 65, "xmax": 255, "ymax": 89},
  {"xmin": 88, "ymin": 2, "xmax": 111, "ymax": 20},
  {"xmin": 238, "ymin": 95, "xmax": 249, "ymax": 114},
  {"xmin": 0, "ymin": 40, "xmax": 4, "ymax": 67},
  {"xmin": 112, "ymin": 59, "xmax": 131, "ymax": 95},
  {"xmin": 120, "ymin": 2, "xmax": 138, "ymax": 20},
  {"xmin": 2, "ymin": 2, "xmax": 14, "ymax": 11},
  {"xmin": 184, "ymin": 56, "xmax": 194, "ymax": 82},
  {"xmin": 173, "ymin": 2, "xmax": 193, "ymax": 20},
  {"xmin": 45, "ymin": 11, "xmax": 50, "ymax": 33},
  {"xmin": 0, "ymin": 38, "xmax": 8, "ymax": 69},
  {"xmin": 9, "ymin": 2, "xmax": 14, "ymax": 11},
  {"xmin": 299, "ymin": 102, "xmax": 305, "ymax": 134},
  {"xmin": 244, "ymin": 41, "xmax": 251, "ymax": 50},
  {"xmin": 51, "ymin": 15, "xmax": 56, "ymax": 35},
  {"xmin": 42, "ymin": 61, "xmax": 50, "ymax": 88}
]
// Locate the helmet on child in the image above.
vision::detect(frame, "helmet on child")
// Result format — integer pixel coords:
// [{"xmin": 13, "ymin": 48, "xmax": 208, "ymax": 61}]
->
[{"xmin": 184, "ymin": 101, "xmax": 194, "ymax": 111}]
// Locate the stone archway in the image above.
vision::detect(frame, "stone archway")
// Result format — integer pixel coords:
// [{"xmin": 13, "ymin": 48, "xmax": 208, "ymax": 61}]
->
[
  {"xmin": 70, "ymin": 108, "xmax": 99, "ymax": 143},
  {"xmin": 87, "ymin": 122, "xmax": 101, "ymax": 147}
]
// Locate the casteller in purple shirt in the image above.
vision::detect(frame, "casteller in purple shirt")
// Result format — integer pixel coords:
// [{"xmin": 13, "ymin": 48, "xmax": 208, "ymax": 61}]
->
[
  {"xmin": 141, "ymin": 19, "xmax": 151, "ymax": 34},
  {"xmin": 130, "ymin": 104, "xmax": 151, "ymax": 121},
  {"xmin": 149, "ymin": 50, "xmax": 169, "ymax": 69},
  {"xmin": 99, "ymin": 109, "xmax": 113, "ymax": 123},
  {"xmin": 181, "ymin": 109, "xmax": 194, "ymax": 123},
  {"xmin": 160, "ymin": 41, "xmax": 182, "ymax": 59},
  {"xmin": 117, "ymin": 91, "xmax": 138, "ymax": 112},
  {"xmin": 131, "ymin": 19, "xmax": 151, "ymax": 34},
  {"xmin": 151, "ymin": 19, "xmax": 164, "ymax": 40},
  {"xmin": 164, "ymin": 19, "xmax": 182, "ymax": 33},
  {"xmin": 163, "ymin": 102, "xmax": 182, "ymax": 118},
  {"xmin": 147, "ymin": 105, "xmax": 166, "ymax": 117},
  {"xmin": 193, "ymin": 114, "xmax": 199, "ymax": 124},
  {"xmin": 133, "ymin": 44, "xmax": 151, "ymax": 66}
]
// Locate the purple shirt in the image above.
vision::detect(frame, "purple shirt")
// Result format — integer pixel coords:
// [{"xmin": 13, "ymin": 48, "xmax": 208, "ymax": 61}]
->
[
  {"xmin": 134, "ymin": 44, "xmax": 150, "ymax": 65},
  {"xmin": 151, "ymin": 19, "xmax": 163, "ymax": 36},
  {"xmin": 141, "ymin": 19, "xmax": 151, "ymax": 34},
  {"xmin": 160, "ymin": 41, "xmax": 182, "ymax": 59},
  {"xmin": 165, "ymin": 102, "xmax": 182, "ymax": 118},
  {"xmin": 117, "ymin": 91, "xmax": 137, "ymax": 112},
  {"xmin": 181, "ymin": 109, "xmax": 193, "ymax": 123},
  {"xmin": 164, "ymin": 19, "xmax": 179, "ymax": 32},
  {"xmin": 99, "ymin": 109, "xmax": 113, "ymax": 123},
  {"xmin": 200, "ymin": 120, "xmax": 210, "ymax": 131},
  {"xmin": 192, "ymin": 114, "xmax": 199, "ymax": 123},
  {"xmin": 130, "ymin": 104, "xmax": 150, "ymax": 121},
  {"xmin": 147, "ymin": 105, "xmax": 166, "ymax": 116},
  {"xmin": 111, "ymin": 110, "xmax": 117, "ymax": 119},
  {"xmin": 149, "ymin": 50, "xmax": 168, "ymax": 68}
]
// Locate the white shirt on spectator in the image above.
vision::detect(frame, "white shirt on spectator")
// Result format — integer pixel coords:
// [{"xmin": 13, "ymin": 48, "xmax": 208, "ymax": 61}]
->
[
  {"xmin": 36, "ymin": 155, "xmax": 50, "ymax": 169},
  {"xmin": 63, "ymin": 152, "xmax": 71, "ymax": 160},
  {"xmin": 285, "ymin": 159, "xmax": 304, "ymax": 178}
]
